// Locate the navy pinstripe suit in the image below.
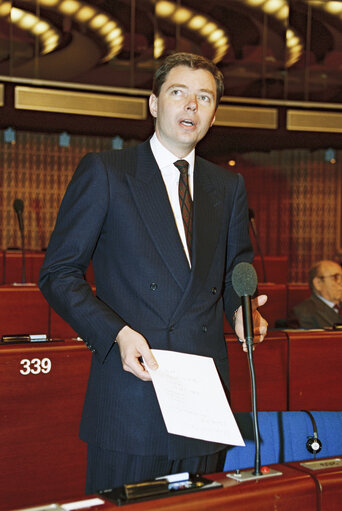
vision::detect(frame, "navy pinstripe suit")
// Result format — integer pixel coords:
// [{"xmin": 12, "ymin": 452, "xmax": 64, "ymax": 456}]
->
[{"xmin": 39, "ymin": 139, "xmax": 253, "ymax": 462}]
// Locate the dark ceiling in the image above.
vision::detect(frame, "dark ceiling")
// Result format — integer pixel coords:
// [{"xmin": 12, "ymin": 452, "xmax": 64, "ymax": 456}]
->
[
  {"xmin": 1, "ymin": 0, "xmax": 342, "ymax": 103},
  {"xmin": 2, "ymin": 0, "xmax": 342, "ymax": 156}
]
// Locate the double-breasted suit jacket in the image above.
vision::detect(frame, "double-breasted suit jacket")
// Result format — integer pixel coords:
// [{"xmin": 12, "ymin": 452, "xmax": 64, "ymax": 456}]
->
[{"xmin": 39, "ymin": 139, "xmax": 253, "ymax": 459}]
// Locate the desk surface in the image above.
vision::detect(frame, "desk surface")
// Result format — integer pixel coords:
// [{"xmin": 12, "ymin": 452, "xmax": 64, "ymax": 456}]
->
[
  {"xmin": 2, "ymin": 332, "xmax": 342, "ymax": 510},
  {"xmin": 286, "ymin": 330, "xmax": 342, "ymax": 410},
  {"xmin": 23, "ymin": 463, "xmax": 318, "ymax": 511},
  {"xmin": 226, "ymin": 331, "xmax": 289, "ymax": 412},
  {"xmin": 0, "ymin": 284, "xmax": 49, "ymax": 336},
  {"xmin": 0, "ymin": 340, "xmax": 91, "ymax": 511}
]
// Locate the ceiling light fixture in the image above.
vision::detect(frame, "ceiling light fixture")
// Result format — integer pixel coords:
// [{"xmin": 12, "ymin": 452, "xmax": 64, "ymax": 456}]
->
[
  {"xmin": 243, "ymin": 0, "xmax": 303, "ymax": 67},
  {"xmin": 154, "ymin": 32, "xmax": 165, "ymax": 59},
  {"xmin": 0, "ymin": 3, "xmax": 61, "ymax": 55},
  {"xmin": 59, "ymin": 0, "xmax": 81, "ymax": 16},
  {"xmin": 155, "ymin": 1, "xmax": 176, "ymax": 18},
  {"xmin": 1, "ymin": 0, "xmax": 124, "ymax": 63},
  {"xmin": 317, "ymin": 1, "xmax": 342, "ymax": 16},
  {"xmin": 54, "ymin": 0, "xmax": 124, "ymax": 62},
  {"xmin": 154, "ymin": 0, "xmax": 230, "ymax": 63}
]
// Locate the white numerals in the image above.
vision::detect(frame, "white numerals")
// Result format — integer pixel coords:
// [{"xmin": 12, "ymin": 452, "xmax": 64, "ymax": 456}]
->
[{"xmin": 20, "ymin": 358, "xmax": 52, "ymax": 375}]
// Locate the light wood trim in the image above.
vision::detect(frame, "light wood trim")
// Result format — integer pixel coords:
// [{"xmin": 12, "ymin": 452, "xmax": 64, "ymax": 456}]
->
[
  {"xmin": 215, "ymin": 104, "xmax": 278, "ymax": 129},
  {"xmin": 15, "ymin": 86, "xmax": 147, "ymax": 120}
]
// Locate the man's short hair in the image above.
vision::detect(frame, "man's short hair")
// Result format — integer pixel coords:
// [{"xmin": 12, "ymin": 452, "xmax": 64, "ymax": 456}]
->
[{"xmin": 152, "ymin": 52, "xmax": 224, "ymax": 109}]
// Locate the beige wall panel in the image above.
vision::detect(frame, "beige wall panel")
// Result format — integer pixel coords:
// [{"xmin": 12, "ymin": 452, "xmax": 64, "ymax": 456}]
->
[
  {"xmin": 15, "ymin": 86, "xmax": 147, "ymax": 120},
  {"xmin": 215, "ymin": 104, "xmax": 277, "ymax": 129},
  {"xmin": 287, "ymin": 110, "xmax": 342, "ymax": 133}
]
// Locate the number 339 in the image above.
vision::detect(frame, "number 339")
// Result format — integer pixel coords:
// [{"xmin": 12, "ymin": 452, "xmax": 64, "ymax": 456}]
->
[{"xmin": 20, "ymin": 358, "xmax": 52, "ymax": 375}]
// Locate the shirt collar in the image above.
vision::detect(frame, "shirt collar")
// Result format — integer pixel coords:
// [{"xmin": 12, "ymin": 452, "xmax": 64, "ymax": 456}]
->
[
  {"xmin": 150, "ymin": 133, "xmax": 195, "ymax": 172},
  {"xmin": 315, "ymin": 293, "xmax": 336, "ymax": 309}
]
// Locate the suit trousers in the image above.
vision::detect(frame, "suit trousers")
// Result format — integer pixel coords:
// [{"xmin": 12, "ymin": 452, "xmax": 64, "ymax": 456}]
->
[{"xmin": 85, "ymin": 443, "xmax": 227, "ymax": 493}]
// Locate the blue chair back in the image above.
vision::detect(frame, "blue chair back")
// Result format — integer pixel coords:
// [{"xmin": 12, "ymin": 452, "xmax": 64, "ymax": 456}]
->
[{"xmin": 224, "ymin": 411, "xmax": 342, "ymax": 471}]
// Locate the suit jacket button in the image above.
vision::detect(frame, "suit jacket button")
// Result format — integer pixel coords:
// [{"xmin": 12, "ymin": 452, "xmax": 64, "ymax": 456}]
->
[
  {"xmin": 169, "ymin": 325, "xmax": 175, "ymax": 332},
  {"xmin": 150, "ymin": 283, "xmax": 158, "ymax": 291},
  {"xmin": 202, "ymin": 325, "xmax": 208, "ymax": 333},
  {"xmin": 211, "ymin": 287, "xmax": 217, "ymax": 294}
]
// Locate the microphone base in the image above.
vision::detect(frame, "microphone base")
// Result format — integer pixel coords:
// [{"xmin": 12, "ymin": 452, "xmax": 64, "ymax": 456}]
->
[{"xmin": 226, "ymin": 467, "xmax": 282, "ymax": 482}]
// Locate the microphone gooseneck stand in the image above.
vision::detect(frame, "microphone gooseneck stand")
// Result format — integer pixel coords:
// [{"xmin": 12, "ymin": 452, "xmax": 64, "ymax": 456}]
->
[
  {"xmin": 249, "ymin": 209, "xmax": 267, "ymax": 283},
  {"xmin": 20, "ymin": 223, "xmax": 26, "ymax": 284},
  {"xmin": 13, "ymin": 198, "xmax": 28, "ymax": 285},
  {"xmin": 241, "ymin": 294, "xmax": 261, "ymax": 476},
  {"xmin": 228, "ymin": 262, "xmax": 282, "ymax": 482}
]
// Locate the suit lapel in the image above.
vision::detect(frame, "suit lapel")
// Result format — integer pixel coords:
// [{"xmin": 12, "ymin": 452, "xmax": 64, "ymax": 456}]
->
[
  {"xmin": 127, "ymin": 141, "xmax": 191, "ymax": 291},
  {"xmin": 127, "ymin": 142, "xmax": 223, "ymax": 317},
  {"xmin": 170, "ymin": 157, "xmax": 224, "ymax": 322}
]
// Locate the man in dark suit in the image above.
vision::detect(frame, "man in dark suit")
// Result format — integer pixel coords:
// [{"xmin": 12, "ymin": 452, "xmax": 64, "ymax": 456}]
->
[
  {"xmin": 39, "ymin": 52, "xmax": 268, "ymax": 493},
  {"xmin": 289, "ymin": 260, "xmax": 342, "ymax": 329}
]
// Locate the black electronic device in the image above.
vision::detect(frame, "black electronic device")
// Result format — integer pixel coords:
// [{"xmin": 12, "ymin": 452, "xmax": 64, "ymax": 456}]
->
[
  {"xmin": 303, "ymin": 410, "xmax": 322, "ymax": 455},
  {"xmin": 98, "ymin": 473, "xmax": 222, "ymax": 506}
]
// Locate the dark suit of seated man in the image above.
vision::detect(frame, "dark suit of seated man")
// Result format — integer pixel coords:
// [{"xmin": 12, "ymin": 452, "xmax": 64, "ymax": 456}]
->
[{"xmin": 289, "ymin": 260, "xmax": 342, "ymax": 329}]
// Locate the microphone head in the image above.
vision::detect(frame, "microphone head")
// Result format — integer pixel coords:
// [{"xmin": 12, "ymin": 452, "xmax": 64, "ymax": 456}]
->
[
  {"xmin": 13, "ymin": 199, "xmax": 24, "ymax": 213},
  {"xmin": 248, "ymin": 208, "xmax": 255, "ymax": 220},
  {"xmin": 232, "ymin": 262, "xmax": 258, "ymax": 297}
]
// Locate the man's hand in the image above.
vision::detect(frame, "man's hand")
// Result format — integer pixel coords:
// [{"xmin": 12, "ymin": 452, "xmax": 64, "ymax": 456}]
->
[
  {"xmin": 115, "ymin": 325, "xmax": 158, "ymax": 381},
  {"xmin": 234, "ymin": 294, "xmax": 268, "ymax": 352}
]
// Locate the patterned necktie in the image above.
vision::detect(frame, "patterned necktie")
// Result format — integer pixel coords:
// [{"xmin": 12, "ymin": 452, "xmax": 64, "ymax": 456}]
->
[
  {"xmin": 334, "ymin": 305, "xmax": 342, "ymax": 315},
  {"xmin": 174, "ymin": 159, "xmax": 193, "ymax": 261}
]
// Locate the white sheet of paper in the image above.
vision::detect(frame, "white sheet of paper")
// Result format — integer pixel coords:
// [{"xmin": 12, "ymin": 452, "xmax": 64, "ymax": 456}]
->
[{"xmin": 146, "ymin": 350, "xmax": 245, "ymax": 446}]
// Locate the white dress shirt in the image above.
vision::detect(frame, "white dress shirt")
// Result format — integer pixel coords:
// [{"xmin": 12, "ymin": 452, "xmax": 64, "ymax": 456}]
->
[
  {"xmin": 316, "ymin": 293, "xmax": 338, "ymax": 311},
  {"xmin": 150, "ymin": 133, "xmax": 194, "ymax": 265}
]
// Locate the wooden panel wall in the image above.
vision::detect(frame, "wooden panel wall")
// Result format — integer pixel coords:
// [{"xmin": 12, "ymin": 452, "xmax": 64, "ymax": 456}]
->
[{"xmin": 1, "ymin": 131, "xmax": 341, "ymax": 281}]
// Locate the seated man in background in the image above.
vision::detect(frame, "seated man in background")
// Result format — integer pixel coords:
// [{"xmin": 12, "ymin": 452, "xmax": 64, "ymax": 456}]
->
[{"xmin": 289, "ymin": 260, "xmax": 342, "ymax": 329}]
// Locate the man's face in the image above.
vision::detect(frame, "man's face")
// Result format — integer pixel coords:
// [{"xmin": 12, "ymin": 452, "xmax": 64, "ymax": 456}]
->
[
  {"xmin": 149, "ymin": 65, "xmax": 217, "ymax": 157},
  {"xmin": 314, "ymin": 261, "xmax": 342, "ymax": 304}
]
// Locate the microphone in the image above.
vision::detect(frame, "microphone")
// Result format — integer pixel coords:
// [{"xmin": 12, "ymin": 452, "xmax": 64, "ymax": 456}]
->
[
  {"xmin": 13, "ymin": 199, "xmax": 24, "ymax": 233},
  {"xmin": 232, "ymin": 261, "xmax": 257, "ymax": 346},
  {"xmin": 228, "ymin": 262, "xmax": 282, "ymax": 483},
  {"xmin": 13, "ymin": 198, "xmax": 26, "ymax": 284},
  {"xmin": 232, "ymin": 262, "xmax": 261, "ymax": 476},
  {"xmin": 248, "ymin": 208, "xmax": 257, "ymax": 236},
  {"xmin": 248, "ymin": 209, "xmax": 267, "ymax": 283}
]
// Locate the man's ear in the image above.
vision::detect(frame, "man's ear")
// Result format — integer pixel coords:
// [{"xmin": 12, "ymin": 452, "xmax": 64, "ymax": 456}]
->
[
  {"xmin": 313, "ymin": 276, "xmax": 322, "ymax": 293},
  {"xmin": 149, "ymin": 94, "xmax": 158, "ymax": 118}
]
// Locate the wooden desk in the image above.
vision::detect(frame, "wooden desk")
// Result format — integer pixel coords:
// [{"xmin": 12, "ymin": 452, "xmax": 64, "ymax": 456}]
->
[
  {"xmin": 287, "ymin": 330, "xmax": 342, "ymax": 410},
  {"xmin": 287, "ymin": 458, "xmax": 342, "ymax": 511},
  {"xmin": 223, "ymin": 283, "xmax": 287, "ymax": 332},
  {"xmin": 0, "ymin": 340, "xmax": 91, "ymax": 511},
  {"xmin": 0, "ymin": 250, "xmax": 3, "ymax": 284},
  {"xmin": 1, "ymin": 331, "xmax": 340, "ymax": 509},
  {"xmin": 257, "ymin": 283, "xmax": 287, "ymax": 327},
  {"xmin": 253, "ymin": 256, "xmax": 289, "ymax": 284},
  {"xmin": 2, "ymin": 250, "xmax": 46, "ymax": 284},
  {"xmin": 226, "ymin": 332, "xmax": 288, "ymax": 412},
  {"xmin": 0, "ymin": 284, "xmax": 49, "ymax": 337},
  {"xmin": 19, "ymin": 464, "xmax": 318, "ymax": 511}
]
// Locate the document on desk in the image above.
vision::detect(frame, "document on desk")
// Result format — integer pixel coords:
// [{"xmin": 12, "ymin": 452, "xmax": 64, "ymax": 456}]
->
[{"xmin": 146, "ymin": 350, "xmax": 245, "ymax": 446}]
